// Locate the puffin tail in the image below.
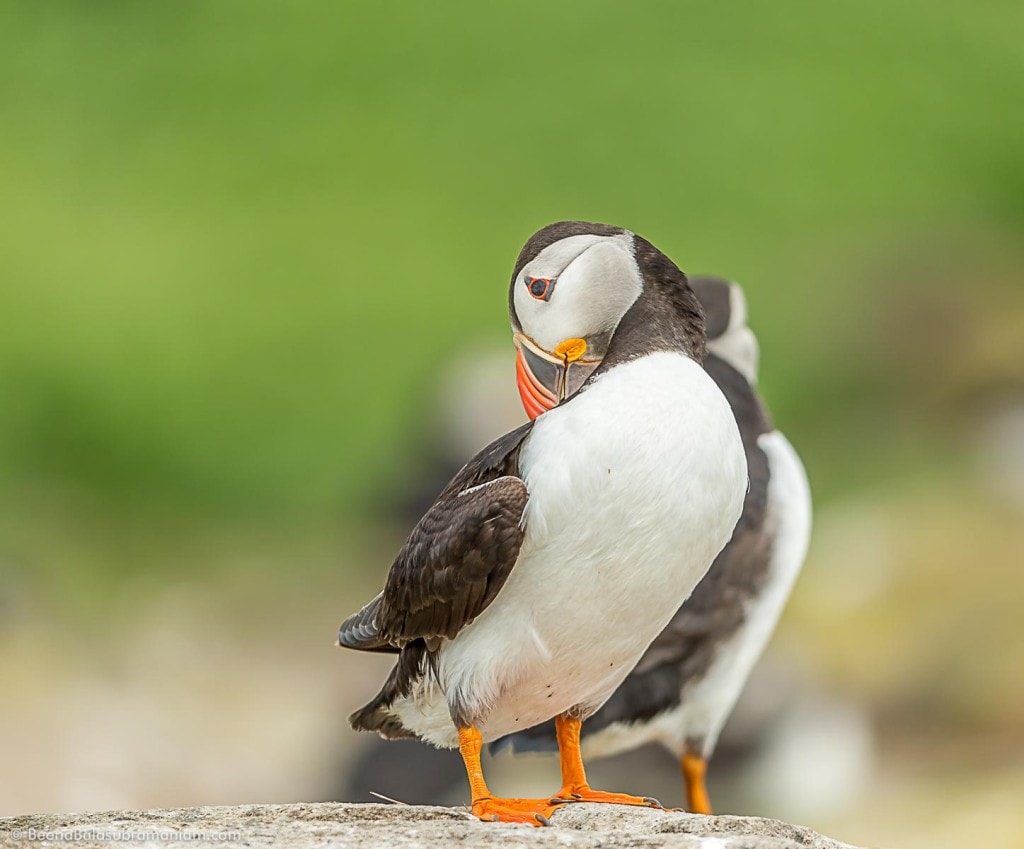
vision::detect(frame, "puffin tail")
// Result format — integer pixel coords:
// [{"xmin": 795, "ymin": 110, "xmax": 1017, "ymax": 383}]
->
[
  {"xmin": 348, "ymin": 642, "xmax": 428, "ymax": 741},
  {"xmin": 349, "ymin": 697, "xmax": 418, "ymax": 741}
]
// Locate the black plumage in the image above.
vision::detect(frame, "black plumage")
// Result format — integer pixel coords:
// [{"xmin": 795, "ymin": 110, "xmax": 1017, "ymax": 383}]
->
[{"xmin": 339, "ymin": 422, "xmax": 534, "ymax": 734}]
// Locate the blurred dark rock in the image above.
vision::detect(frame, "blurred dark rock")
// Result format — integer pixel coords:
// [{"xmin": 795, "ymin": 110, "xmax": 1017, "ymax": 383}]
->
[{"xmin": 338, "ymin": 739, "xmax": 465, "ymax": 805}]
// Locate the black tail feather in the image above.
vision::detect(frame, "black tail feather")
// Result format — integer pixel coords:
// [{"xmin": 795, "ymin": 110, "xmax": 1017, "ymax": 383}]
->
[{"xmin": 348, "ymin": 642, "xmax": 429, "ymax": 740}]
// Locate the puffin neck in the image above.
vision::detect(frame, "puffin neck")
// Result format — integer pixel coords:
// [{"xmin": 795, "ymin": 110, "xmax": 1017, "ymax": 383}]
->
[
  {"xmin": 594, "ymin": 292, "xmax": 703, "ymax": 376},
  {"xmin": 589, "ymin": 238, "xmax": 707, "ymax": 381}
]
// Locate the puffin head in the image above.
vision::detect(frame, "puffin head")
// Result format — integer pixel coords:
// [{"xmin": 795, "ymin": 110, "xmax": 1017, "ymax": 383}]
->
[
  {"xmin": 689, "ymin": 276, "xmax": 760, "ymax": 385},
  {"xmin": 508, "ymin": 221, "xmax": 705, "ymax": 420}
]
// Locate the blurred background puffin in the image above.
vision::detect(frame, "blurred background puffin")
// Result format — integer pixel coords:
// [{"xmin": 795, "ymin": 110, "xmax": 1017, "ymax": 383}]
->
[{"xmin": 337, "ymin": 222, "xmax": 748, "ymax": 825}]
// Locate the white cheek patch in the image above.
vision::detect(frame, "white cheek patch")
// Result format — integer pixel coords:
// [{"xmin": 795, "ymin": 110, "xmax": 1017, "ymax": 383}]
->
[{"xmin": 514, "ymin": 234, "xmax": 642, "ymax": 352}]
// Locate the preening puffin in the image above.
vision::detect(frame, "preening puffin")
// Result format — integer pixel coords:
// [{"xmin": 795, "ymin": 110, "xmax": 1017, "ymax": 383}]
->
[
  {"xmin": 337, "ymin": 222, "xmax": 747, "ymax": 825},
  {"xmin": 496, "ymin": 276, "xmax": 812, "ymax": 815}
]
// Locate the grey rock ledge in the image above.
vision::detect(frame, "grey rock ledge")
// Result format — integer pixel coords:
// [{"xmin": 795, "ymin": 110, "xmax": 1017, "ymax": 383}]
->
[{"xmin": 0, "ymin": 802, "xmax": 870, "ymax": 849}]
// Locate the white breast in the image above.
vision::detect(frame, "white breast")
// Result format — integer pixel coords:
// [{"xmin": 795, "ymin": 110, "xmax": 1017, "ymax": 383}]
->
[{"xmin": 393, "ymin": 352, "xmax": 747, "ymax": 747}]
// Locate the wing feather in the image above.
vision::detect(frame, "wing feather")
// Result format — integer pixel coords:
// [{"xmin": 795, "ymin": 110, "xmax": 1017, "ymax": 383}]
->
[{"xmin": 338, "ymin": 423, "xmax": 532, "ymax": 652}]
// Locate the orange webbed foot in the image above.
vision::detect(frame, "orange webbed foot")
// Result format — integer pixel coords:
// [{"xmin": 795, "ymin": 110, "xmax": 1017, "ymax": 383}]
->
[
  {"xmin": 553, "ymin": 785, "xmax": 665, "ymax": 809},
  {"xmin": 550, "ymin": 715, "xmax": 667, "ymax": 811},
  {"xmin": 470, "ymin": 796, "xmax": 566, "ymax": 826}
]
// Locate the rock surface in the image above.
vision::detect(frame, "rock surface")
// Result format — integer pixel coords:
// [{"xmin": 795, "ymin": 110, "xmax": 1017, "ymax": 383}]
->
[{"xmin": 0, "ymin": 802, "xmax": 868, "ymax": 849}]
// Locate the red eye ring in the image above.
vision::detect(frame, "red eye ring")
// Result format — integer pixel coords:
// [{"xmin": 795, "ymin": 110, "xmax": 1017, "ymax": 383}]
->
[{"xmin": 526, "ymin": 276, "xmax": 555, "ymax": 301}]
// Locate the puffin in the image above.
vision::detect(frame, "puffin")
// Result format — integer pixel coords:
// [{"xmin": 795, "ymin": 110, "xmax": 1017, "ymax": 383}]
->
[
  {"xmin": 494, "ymin": 275, "xmax": 813, "ymax": 815},
  {"xmin": 337, "ymin": 221, "xmax": 748, "ymax": 826}
]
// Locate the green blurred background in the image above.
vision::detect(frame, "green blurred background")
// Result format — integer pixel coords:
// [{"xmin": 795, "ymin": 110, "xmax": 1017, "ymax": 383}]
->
[{"xmin": 1, "ymin": 2, "xmax": 1022, "ymax": 847}]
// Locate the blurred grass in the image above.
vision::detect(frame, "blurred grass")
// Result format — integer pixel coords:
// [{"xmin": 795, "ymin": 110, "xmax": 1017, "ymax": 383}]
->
[{"xmin": 0, "ymin": 1, "xmax": 1022, "ymax": 519}]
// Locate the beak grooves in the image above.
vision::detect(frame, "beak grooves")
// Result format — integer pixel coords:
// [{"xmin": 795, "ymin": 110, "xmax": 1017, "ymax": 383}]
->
[{"xmin": 515, "ymin": 346, "xmax": 557, "ymax": 420}]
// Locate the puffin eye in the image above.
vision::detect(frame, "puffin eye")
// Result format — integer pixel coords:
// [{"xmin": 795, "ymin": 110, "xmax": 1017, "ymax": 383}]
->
[{"xmin": 526, "ymin": 276, "xmax": 555, "ymax": 301}]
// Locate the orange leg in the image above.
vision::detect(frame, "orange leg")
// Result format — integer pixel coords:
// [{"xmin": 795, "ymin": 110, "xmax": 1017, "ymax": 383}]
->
[
  {"xmin": 551, "ymin": 715, "xmax": 663, "ymax": 808},
  {"xmin": 458, "ymin": 727, "xmax": 564, "ymax": 826},
  {"xmin": 681, "ymin": 752, "xmax": 713, "ymax": 814}
]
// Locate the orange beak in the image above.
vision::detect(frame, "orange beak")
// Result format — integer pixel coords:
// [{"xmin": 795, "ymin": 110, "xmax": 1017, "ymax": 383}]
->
[
  {"xmin": 513, "ymin": 333, "xmax": 599, "ymax": 421},
  {"xmin": 515, "ymin": 344, "xmax": 558, "ymax": 419}
]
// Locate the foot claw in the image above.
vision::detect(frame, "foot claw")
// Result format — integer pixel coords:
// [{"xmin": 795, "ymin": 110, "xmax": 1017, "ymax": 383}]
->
[
  {"xmin": 548, "ymin": 797, "xmax": 575, "ymax": 805},
  {"xmin": 642, "ymin": 797, "xmax": 663, "ymax": 808},
  {"xmin": 534, "ymin": 814, "xmax": 552, "ymax": 827}
]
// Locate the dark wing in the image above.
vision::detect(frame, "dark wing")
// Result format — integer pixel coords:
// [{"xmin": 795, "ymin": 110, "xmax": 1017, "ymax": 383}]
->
[
  {"xmin": 338, "ymin": 422, "xmax": 532, "ymax": 652},
  {"xmin": 336, "ymin": 593, "xmax": 396, "ymax": 653}
]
